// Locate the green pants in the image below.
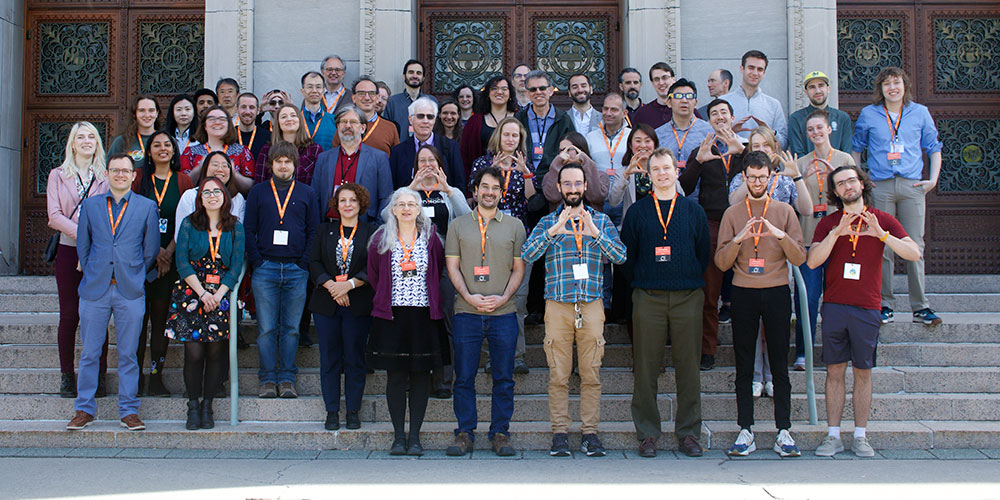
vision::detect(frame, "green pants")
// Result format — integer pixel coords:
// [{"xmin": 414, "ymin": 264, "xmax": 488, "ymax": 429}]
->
[{"xmin": 631, "ymin": 288, "xmax": 703, "ymax": 441}]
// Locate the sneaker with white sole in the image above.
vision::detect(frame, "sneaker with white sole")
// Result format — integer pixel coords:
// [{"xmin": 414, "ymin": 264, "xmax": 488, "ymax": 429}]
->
[
  {"xmin": 815, "ymin": 435, "xmax": 844, "ymax": 457},
  {"xmin": 763, "ymin": 381, "xmax": 774, "ymax": 397},
  {"xmin": 880, "ymin": 307, "xmax": 894, "ymax": 324},
  {"xmin": 912, "ymin": 308, "xmax": 943, "ymax": 326},
  {"xmin": 751, "ymin": 381, "xmax": 763, "ymax": 397},
  {"xmin": 852, "ymin": 436, "xmax": 875, "ymax": 457},
  {"xmin": 773, "ymin": 429, "xmax": 801, "ymax": 457},
  {"xmin": 727, "ymin": 428, "xmax": 756, "ymax": 456},
  {"xmin": 793, "ymin": 357, "xmax": 806, "ymax": 371}
]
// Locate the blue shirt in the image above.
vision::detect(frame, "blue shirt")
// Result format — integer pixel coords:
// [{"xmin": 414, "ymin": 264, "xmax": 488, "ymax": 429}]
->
[
  {"xmin": 527, "ymin": 105, "xmax": 557, "ymax": 169},
  {"xmin": 301, "ymin": 102, "xmax": 337, "ymax": 152},
  {"xmin": 655, "ymin": 117, "xmax": 714, "ymax": 168},
  {"xmin": 851, "ymin": 102, "xmax": 942, "ymax": 181},
  {"xmin": 522, "ymin": 205, "xmax": 626, "ymax": 303},
  {"xmin": 721, "ymin": 86, "xmax": 788, "ymax": 147}
]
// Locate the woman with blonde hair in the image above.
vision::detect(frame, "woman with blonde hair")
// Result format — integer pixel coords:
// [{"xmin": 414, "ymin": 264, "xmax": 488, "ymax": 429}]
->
[
  {"xmin": 46, "ymin": 121, "xmax": 111, "ymax": 398},
  {"xmin": 468, "ymin": 116, "xmax": 535, "ymax": 224}
]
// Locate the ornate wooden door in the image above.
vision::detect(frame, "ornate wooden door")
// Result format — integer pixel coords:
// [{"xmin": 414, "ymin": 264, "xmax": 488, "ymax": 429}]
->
[
  {"xmin": 20, "ymin": 0, "xmax": 205, "ymax": 275},
  {"xmin": 418, "ymin": 0, "xmax": 621, "ymax": 107},
  {"xmin": 837, "ymin": 0, "xmax": 1000, "ymax": 273}
]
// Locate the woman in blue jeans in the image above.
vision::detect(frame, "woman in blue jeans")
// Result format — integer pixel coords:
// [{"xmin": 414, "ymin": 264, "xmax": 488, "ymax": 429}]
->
[{"xmin": 308, "ymin": 183, "xmax": 375, "ymax": 431}]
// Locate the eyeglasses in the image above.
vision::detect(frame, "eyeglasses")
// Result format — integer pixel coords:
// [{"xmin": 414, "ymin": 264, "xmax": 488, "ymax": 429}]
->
[
  {"xmin": 669, "ymin": 92, "xmax": 696, "ymax": 100},
  {"xmin": 413, "ymin": 113, "xmax": 436, "ymax": 121},
  {"xmin": 560, "ymin": 181, "xmax": 585, "ymax": 189},
  {"xmin": 512, "ymin": 73, "xmax": 529, "ymax": 79},
  {"xmin": 526, "ymin": 86, "xmax": 549, "ymax": 93},
  {"xmin": 835, "ymin": 177, "xmax": 861, "ymax": 188},
  {"xmin": 201, "ymin": 188, "xmax": 224, "ymax": 197},
  {"xmin": 205, "ymin": 116, "xmax": 228, "ymax": 123},
  {"xmin": 338, "ymin": 119, "xmax": 362, "ymax": 127},
  {"xmin": 395, "ymin": 202, "xmax": 419, "ymax": 209},
  {"xmin": 746, "ymin": 175, "xmax": 770, "ymax": 183},
  {"xmin": 324, "ymin": 67, "xmax": 345, "ymax": 74},
  {"xmin": 354, "ymin": 90, "xmax": 378, "ymax": 97},
  {"xmin": 108, "ymin": 168, "xmax": 133, "ymax": 176}
]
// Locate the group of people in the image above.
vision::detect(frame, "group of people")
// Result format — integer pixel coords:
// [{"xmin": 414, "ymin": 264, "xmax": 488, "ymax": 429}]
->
[{"xmin": 47, "ymin": 49, "xmax": 943, "ymax": 458}]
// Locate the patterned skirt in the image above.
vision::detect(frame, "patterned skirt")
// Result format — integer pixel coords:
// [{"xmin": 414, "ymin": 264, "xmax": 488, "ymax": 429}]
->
[{"xmin": 165, "ymin": 256, "xmax": 231, "ymax": 343}]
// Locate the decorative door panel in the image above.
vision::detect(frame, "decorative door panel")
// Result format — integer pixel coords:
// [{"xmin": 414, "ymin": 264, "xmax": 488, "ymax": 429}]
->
[
  {"xmin": 526, "ymin": 7, "xmax": 617, "ymax": 95},
  {"xmin": 420, "ymin": 8, "xmax": 514, "ymax": 95},
  {"xmin": 836, "ymin": 7, "xmax": 917, "ymax": 103},
  {"xmin": 126, "ymin": 10, "xmax": 206, "ymax": 100}
]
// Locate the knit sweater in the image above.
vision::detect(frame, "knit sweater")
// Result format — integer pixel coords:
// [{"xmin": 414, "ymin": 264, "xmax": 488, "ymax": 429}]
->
[
  {"xmin": 620, "ymin": 193, "xmax": 710, "ymax": 291},
  {"xmin": 715, "ymin": 195, "xmax": 807, "ymax": 288}
]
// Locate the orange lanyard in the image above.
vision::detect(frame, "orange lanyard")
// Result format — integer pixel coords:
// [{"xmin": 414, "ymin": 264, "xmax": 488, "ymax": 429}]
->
[
  {"xmin": 745, "ymin": 194, "xmax": 772, "ymax": 256},
  {"xmin": 671, "ymin": 117, "xmax": 696, "ymax": 154},
  {"xmin": 502, "ymin": 168, "xmax": 512, "ymax": 198},
  {"xmin": 848, "ymin": 213, "xmax": 864, "ymax": 259},
  {"xmin": 813, "ymin": 149, "xmax": 833, "ymax": 196},
  {"xmin": 323, "ymin": 88, "xmax": 345, "ymax": 113},
  {"xmin": 883, "ymin": 106, "xmax": 902, "ymax": 143},
  {"xmin": 422, "ymin": 182, "xmax": 439, "ymax": 200},
  {"xmin": 306, "ymin": 114, "xmax": 324, "ymax": 139},
  {"xmin": 569, "ymin": 214, "xmax": 584, "ymax": 257},
  {"xmin": 652, "ymin": 193, "xmax": 676, "ymax": 241},
  {"xmin": 208, "ymin": 230, "xmax": 221, "ymax": 262},
  {"xmin": 238, "ymin": 126, "xmax": 256, "ymax": 148},
  {"xmin": 106, "ymin": 198, "xmax": 128, "ymax": 236},
  {"xmin": 151, "ymin": 171, "xmax": 172, "ymax": 209},
  {"xmin": 362, "ymin": 116, "xmax": 380, "ymax": 142},
  {"xmin": 600, "ymin": 126, "xmax": 626, "ymax": 169},
  {"xmin": 269, "ymin": 178, "xmax": 296, "ymax": 224},
  {"xmin": 136, "ymin": 133, "xmax": 146, "ymax": 157},
  {"xmin": 339, "ymin": 222, "xmax": 357, "ymax": 270},
  {"xmin": 476, "ymin": 210, "xmax": 491, "ymax": 264},
  {"xmin": 721, "ymin": 154, "xmax": 732, "ymax": 175},
  {"xmin": 398, "ymin": 229, "xmax": 417, "ymax": 263}
]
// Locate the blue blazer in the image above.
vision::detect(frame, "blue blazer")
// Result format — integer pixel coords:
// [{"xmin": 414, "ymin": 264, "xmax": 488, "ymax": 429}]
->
[
  {"xmin": 76, "ymin": 191, "xmax": 160, "ymax": 301},
  {"xmin": 389, "ymin": 135, "xmax": 467, "ymax": 195},
  {"xmin": 312, "ymin": 144, "xmax": 393, "ymax": 224}
]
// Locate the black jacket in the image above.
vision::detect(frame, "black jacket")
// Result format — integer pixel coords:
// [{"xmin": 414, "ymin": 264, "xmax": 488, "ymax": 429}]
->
[{"xmin": 308, "ymin": 219, "xmax": 375, "ymax": 316}]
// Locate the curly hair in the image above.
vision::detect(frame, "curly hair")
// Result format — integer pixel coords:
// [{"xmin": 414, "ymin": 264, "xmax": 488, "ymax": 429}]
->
[
  {"xmin": 826, "ymin": 165, "xmax": 875, "ymax": 210},
  {"xmin": 328, "ymin": 182, "xmax": 371, "ymax": 219}
]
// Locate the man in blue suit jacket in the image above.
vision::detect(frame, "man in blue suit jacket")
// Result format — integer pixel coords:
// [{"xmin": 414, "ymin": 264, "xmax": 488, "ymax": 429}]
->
[
  {"xmin": 388, "ymin": 96, "xmax": 466, "ymax": 193},
  {"xmin": 67, "ymin": 154, "xmax": 160, "ymax": 431},
  {"xmin": 313, "ymin": 105, "xmax": 393, "ymax": 223}
]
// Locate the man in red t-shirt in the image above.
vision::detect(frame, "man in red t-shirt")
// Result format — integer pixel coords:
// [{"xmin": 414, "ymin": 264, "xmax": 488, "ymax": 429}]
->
[{"xmin": 807, "ymin": 165, "xmax": 920, "ymax": 458}]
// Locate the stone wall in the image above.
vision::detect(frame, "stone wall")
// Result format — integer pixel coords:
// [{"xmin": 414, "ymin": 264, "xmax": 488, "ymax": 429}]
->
[{"xmin": 0, "ymin": 0, "xmax": 24, "ymax": 275}]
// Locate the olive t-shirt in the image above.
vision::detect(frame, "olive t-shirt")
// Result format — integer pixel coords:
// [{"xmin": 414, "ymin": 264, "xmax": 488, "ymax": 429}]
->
[{"xmin": 444, "ymin": 210, "xmax": 526, "ymax": 316}]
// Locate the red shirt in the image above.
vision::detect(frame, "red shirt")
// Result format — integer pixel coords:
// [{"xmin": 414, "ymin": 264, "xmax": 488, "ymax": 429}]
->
[{"xmin": 812, "ymin": 207, "xmax": 907, "ymax": 310}]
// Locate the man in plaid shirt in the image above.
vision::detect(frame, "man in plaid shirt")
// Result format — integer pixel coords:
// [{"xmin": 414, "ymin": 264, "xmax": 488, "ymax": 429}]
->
[{"xmin": 522, "ymin": 163, "xmax": 626, "ymax": 457}]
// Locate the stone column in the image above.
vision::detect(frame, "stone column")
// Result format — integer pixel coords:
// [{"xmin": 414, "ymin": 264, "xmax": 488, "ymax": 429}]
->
[
  {"xmin": 0, "ymin": 0, "xmax": 24, "ymax": 274},
  {"xmin": 787, "ymin": 0, "xmax": 839, "ymax": 110},
  {"xmin": 361, "ymin": 0, "xmax": 415, "ymax": 92},
  {"xmin": 624, "ymin": 0, "xmax": 681, "ymax": 103},
  {"xmin": 205, "ymin": 0, "xmax": 254, "ymax": 91}
]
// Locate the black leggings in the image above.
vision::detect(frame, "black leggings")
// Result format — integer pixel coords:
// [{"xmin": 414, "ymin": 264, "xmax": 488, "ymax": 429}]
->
[
  {"xmin": 386, "ymin": 370, "xmax": 431, "ymax": 440},
  {"xmin": 183, "ymin": 341, "xmax": 226, "ymax": 400},
  {"xmin": 137, "ymin": 297, "xmax": 170, "ymax": 375}
]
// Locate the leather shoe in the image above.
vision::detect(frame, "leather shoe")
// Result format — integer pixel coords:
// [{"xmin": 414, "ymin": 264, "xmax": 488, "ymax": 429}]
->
[
  {"xmin": 95, "ymin": 374, "xmax": 107, "ymax": 398},
  {"xmin": 678, "ymin": 435, "xmax": 703, "ymax": 457},
  {"xmin": 406, "ymin": 437, "xmax": 424, "ymax": 456},
  {"xmin": 345, "ymin": 411, "xmax": 361, "ymax": 429},
  {"xmin": 66, "ymin": 410, "xmax": 94, "ymax": 431},
  {"xmin": 185, "ymin": 400, "xmax": 201, "ymax": 430},
  {"xmin": 60, "ymin": 373, "xmax": 77, "ymax": 398},
  {"xmin": 638, "ymin": 437, "xmax": 657, "ymax": 457},
  {"xmin": 324, "ymin": 412, "xmax": 340, "ymax": 431},
  {"xmin": 199, "ymin": 399, "xmax": 214, "ymax": 429},
  {"xmin": 120, "ymin": 414, "xmax": 146, "ymax": 431},
  {"xmin": 389, "ymin": 437, "xmax": 407, "ymax": 455},
  {"xmin": 278, "ymin": 382, "xmax": 297, "ymax": 398}
]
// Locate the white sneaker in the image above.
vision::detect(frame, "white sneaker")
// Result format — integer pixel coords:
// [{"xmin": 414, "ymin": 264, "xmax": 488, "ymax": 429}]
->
[
  {"xmin": 727, "ymin": 428, "xmax": 756, "ymax": 456},
  {"xmin": 763, "ymin": 381, "xmax": 774, "ymax": 397},
  {"xmin": 793, "ymin": 357, "xmax": 806, "ymax": 371},
  {"xmin": 815, "ymin": 435, "xmax": 844, "ymax": 457},
  {"xmin": 852, "ymin": 436, "xmax": 875, "ymax": 457},
  {"xmin": 751, "ymin": 381, "xmax": 763, "ymax": 397},
  {"xmin": 773, "ymin": 429, "xmax": 801, "ymax": 457}
]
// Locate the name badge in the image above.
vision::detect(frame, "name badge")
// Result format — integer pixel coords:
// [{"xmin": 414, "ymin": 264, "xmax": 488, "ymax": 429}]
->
[
  {"xmin": 654, "ymin": 246, "xmax": 672, "ymax": 263},
  {"xmin": 606, "ymin": 168, "xmax": 616, "ymax": 176},
  {"xmin": 400, "ymin": 260, "xmax": 417, "ymax": 278},
  {"xmin": 748, "ymin": 258, "xmax": 765, "ymax": 274},
  {"xmin": 677, "ymin": 160, "xmax": 687, "ymax": 171},
  {"xmin": 422, "ymin": 206, "xmax": 435, "ymax": 219},
  {"xmin": 273, "ymin": 230, "xmax": 289, "ymax": 246},
  {"xmin": 473, "ymin": 265, "xmax": 490, "ymax": 282},
  {"xmin": 572, "ymin": 263, "xmax": 589, "ymax": 280},
  {"xmin": 408, "ymin": 125, "xmax": 414, "ymax": 134},
  {"xmin": 813, "ymin": 204, "xmax": 827, "ymax": 218},
  {"xmin": 158, "ymin": 218, "xmax": 168, "ymax": 234},
  {"xmin": 887, "ymin": 141, "xmax": 902, "ymax": 167},
  {"xmin": 335, "ymin": 274, "xmax": 349, "ymax": 282},
  {"xmin": 844, "ymin": 262, "xmax": 861, "ymax": 280},
  {"xmin": 205, "ymin": 274, "xmax": 221, "ymax": 285},
  {"xmin": 533, "ymin": 145, "xmax": 544, "ymax": 156}
]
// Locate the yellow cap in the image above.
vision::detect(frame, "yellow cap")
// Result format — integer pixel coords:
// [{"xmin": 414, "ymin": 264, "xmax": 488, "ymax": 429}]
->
[{"xmin": 803, "ymin": 71, "xmax": 829, "ymax": 87}]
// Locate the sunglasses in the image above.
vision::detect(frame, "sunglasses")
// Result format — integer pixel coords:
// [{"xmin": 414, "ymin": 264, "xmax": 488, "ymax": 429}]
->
[
  {"xmin": 526, "ymin": 86, "xmax": 549, "ymax": 93},
  {"xmin": 413, "ymin": 113, "xmax": 436, "ymax": 120}
]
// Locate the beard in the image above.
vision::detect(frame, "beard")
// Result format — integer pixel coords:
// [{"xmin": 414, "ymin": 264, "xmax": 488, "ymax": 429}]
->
[
  {"xmin": 562, "ymin": 192, "xmax": 584, "ymax": 207},
  {"xmin": 810, "ymin": 95, "xmax": 828, "ymax": 107},
  {"xmin": 624, "ymin": 89, "xmax": 640, "ymax": 100},
  {"xmin": 841, "ymin": 190, "xmax": 862, "ymax": 204},
  {"xmin": 572, "ymin": 93, "xmax": 590, "ymax": 104}
]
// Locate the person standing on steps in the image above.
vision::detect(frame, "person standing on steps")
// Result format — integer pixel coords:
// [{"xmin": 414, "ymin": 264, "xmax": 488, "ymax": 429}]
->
[
  {"xmin": 808, "ymin": 165, "xmax": 920, "ymax": 458},
  {"xmin": 66, "ymin": 154, "xmax": 159, "ymax": 432},
  {"xmin": 522, "ymin": 163, "xmax": 626, "ymax": 458}
]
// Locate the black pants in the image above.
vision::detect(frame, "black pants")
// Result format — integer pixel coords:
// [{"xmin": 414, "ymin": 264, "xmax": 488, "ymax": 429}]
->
[
  {"xmin": 731, "ymin": 285, "xmax": 792, "ymax": 430},
  {"xmin": 386, "ymin": 370, "xmax": 431, "ymax": 440},
  {"xmin": 183, "ymin": 341, "xmax": 225, "ymax": 400}
]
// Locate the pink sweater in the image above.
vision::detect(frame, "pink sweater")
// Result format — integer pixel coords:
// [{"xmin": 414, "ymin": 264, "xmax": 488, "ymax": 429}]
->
[{"xmin": 46, "ymin": 166, "xmax": 109, "ymax": 246}]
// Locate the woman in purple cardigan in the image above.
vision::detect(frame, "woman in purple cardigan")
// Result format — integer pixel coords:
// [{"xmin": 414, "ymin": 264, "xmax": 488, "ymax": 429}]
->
[{"xmin": 366, "ymin": 187, "xmax": 444, "ymax": 457}]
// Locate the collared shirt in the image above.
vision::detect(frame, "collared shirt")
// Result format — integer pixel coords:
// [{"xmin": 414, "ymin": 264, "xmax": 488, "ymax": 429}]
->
[
  {"xmin": 851, "ymin": 102, "xmax": 942, "ymax": 181},
  {"xmin": 522, "ymin": 205, "xmax": 626, "ymax": 303},
  {"xmin": 106, "ymin": 190, "xmax": 132, "ymax": 223},
  {"xmin": 445, "ymin": 210, "xmax": 527, "ymax": 316},
  {"xmin": 655, "ymin": 117, "xmax": 715, "ymax": 169},
  {"xmin": 469, "ymin": 153, "xmax": 534, "ymax": 225},
  {"xmin": 174, "ymin": 128, "xmax": 194, "ymax": 155},
  {"xmin": 527, "ymin": 105, "xmax": 557, "ymax": 169},
  {"xmin": 721, "ymin": 85, "xmax": 789, "ymax": 147},
  {"xmin": 728, "ymin": 174, "xmax": 798, "ymax": 207},
  {"xmin": 323, "ymin": 86, "xmax": 347, "ymax": 112},
  {"xmin": 570, "ymin": 105, "xmax": 597, "ymax": 136},
  {"xmin": 414, "ymin": 132, "xmax": 435, "ymax": 155}
]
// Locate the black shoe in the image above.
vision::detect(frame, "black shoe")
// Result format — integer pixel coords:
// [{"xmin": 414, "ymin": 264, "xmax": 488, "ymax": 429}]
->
[
  {"xmin": 345, "ymin": 411, "xmax": 360, "ymax": 429},
  {"xmin": 432, "ymin": 388, "xmax": 452, "ymax": 399},
  {"xmin": 236, "ymin": 331, "xmax": 249, "ymax": 350},
  {"xmin": 200, "ymin": 399, "xmax": 214, "ymax": 429},
  {"xmin": 324, "ymin": 412, "xmax": 340, "ymax": 431},
  {"xmin": 550, "ymin": 433, "xmax": 571, "ymax": 457},
  {"xmin": 718, "ymin": 304, "xmax": 731, "ymax": 324},
  {"xmin": 60, "ymin": 373, "xmax": 76, "ymax": 398},
  {"xmin": 406, "ymin": 437, "xmax": 424, "ymax": 456},
  {"xmin": 147, "ymin": 373, "xmax": 170, "ymax": 397},
  {"xmin": 581, "ymin": 434, "xmax": 606, "ymax": 457},
  {"xmin": 513, "ymin": 359, "xmax": 530, "ymax": 374},
  {"xmin": 298, "ymin": 333, "xmax": 313, "ymax": 348},
  {"xmin": 389, "ymin": 437, "xmax": 407, "ymax": 455},
  {"xmin": 185, "ymin": 400, "xmax": 201, "ymax": 430},
  {"xmin": 700, "ymin": 354, "xmax": 715, "ymax": 371},
  {"xmin": 95, "ymin": 374, "xmax": 107, "ymax": 398}
]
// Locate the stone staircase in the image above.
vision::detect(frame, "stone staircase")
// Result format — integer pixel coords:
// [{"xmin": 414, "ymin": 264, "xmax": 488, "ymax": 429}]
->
[{"xmin": 1, "ymin": 275, "xmax": 999, "ymax": 452}]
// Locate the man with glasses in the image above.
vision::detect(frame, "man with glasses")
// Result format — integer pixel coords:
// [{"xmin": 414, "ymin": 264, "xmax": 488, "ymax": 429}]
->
[
  {"xmin": 634, "ymin": 62, "xmax": 679, "ymax": 129},
  {"xmin": 314, "ymin": 105, "xmax": 393, "ymax": 224},
  {"xmin": 67, "ymin": 154, "xmax": 160, "ymax": 432},
  {"xmin": 514, "ymin": 70, "xmax": 575, "ymax": 192},
  {"xmin": 618, "ymin": 68, "xmax": 643, "ymax": 122},
  {"xmin": 385, "ymin": 59, "xmax": 437, "ymax": 138},
  {"xmin": 388, "ymin": 96, "xmax": 465, "ymax": 192},
  {"xmin": 523, "ymin": 164, "xmax": 626, "ymax": 457},
  {"xmin": 715, "ymin": 151, "xmax": 806, "ymax": 457},
  {"xmin": 511, "ymin": 64, "xmax": 532, "ymax": 109},
  {"xmin": 807, "ymin": 165, "xmax": 920, "ymax": 457},
  {"xmin": 655, "ymin": 79, "xmax": 714, "ymax": 172},
  {"xmin": 320, "ymin": 55, "xmax": 352, "ymax": 114},
  {"xmin": 300, "ymin": 71, "xmax": 338, "ymax": 151},
  {"xmin": 332, "ymin": 76, "xmax": 399, "ymax": 155}
]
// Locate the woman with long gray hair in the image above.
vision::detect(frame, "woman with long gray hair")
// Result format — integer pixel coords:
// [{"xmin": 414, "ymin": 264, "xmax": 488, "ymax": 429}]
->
[{"xmin": 365, "ymin": 187, "xmax": 445, "ymax": 456}]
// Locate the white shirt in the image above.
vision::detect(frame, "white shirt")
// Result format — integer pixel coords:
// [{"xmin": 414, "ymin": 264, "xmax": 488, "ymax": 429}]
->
[
  {"xmin": 570, "ymin": 106, "xmax": 599, "ymax": 136},
  {"xmin": 174, "ymin": 188, "xmax": 246, "ymax": 240}
]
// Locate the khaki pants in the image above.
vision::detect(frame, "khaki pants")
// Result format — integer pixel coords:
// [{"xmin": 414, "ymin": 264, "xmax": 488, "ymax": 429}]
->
[
  {"xmin": 543, "ymin": 299, "xmax": 605, "ymax": 434},
  {"xmin": 873, "ymin": 177, "xmax": 928, "ymax": 310}
]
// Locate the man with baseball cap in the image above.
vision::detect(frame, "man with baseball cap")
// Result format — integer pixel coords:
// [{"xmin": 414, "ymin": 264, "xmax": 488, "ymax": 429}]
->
[{"xmin": 788, "ymin": 71, "xmax": 854, "ymax": 156}]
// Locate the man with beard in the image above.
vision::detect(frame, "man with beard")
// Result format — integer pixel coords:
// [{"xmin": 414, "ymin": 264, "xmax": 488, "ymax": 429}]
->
[
  {"xmin": 807, "ymin": 165, "xmax": 919, "ymax": 457},
  {"xmin": 522, "ymin": 164, "xmax": 626, "ymax": 457},
  {"xmin": 697, "ymin": 69, "xmax": 731, "ymax": 118},
  {"xmin": 444, "ymin": 167, "xmax": 527, "ymax": 457},
  {"xmin": 619, "ymin": 67, "xmax": 642, "ymax": 123},
  {"xmin": 331, "ymin": 76, "xmax": 399, "ymax": 155},
  {"xmin": 655, "ymin": 79, "xmax": 714, "ymax": 171},
  {"xmin": 385, "ymin": 59, "xmax": 438, "ymax": 139},
  {"xmin": 621, "ymin": 148, "xmax": 710, "ymax": 458},
  {"xmin": 788, "ymin": 71, "xmax": 853, "ymax": 156},
  {"xmin": 236, "ymin": 92, "xmax": 270, "ymax": 159},
  {"xmin": 715, "ymin": 151, "xmax": 806, "ymax": 457},
  {"xmin": 722, "ymin": 50, "xmax": 788, "ymax": 147},
  {"xmin": 568, "ymin": 73, "xmax": 601, "ymax": 136}
]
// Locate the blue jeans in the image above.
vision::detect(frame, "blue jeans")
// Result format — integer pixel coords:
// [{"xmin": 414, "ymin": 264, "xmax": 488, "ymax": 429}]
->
[
  {"xmin": 252, "ymin": 260, "xmax": 308, "ymax": 384},
  {"xmin": 794, "ymin": 256, "xmax": 825, "ymax": 358},
  {"xmin": 314, "ymin": 308, "xmax": 371, "ymax": 413},
  {"xmin": 452, "ymin": 312, "xmax": 518, "ymax": 440}
]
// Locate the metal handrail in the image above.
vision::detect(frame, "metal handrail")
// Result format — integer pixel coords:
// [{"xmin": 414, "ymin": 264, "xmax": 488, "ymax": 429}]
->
[
  {"xmin": 229, "ymin": 263, "xmax": 247, "ymax": 426},
  {"xmin": 791, "ymin": 265, "xmax": 818, "ymax": 425}
]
